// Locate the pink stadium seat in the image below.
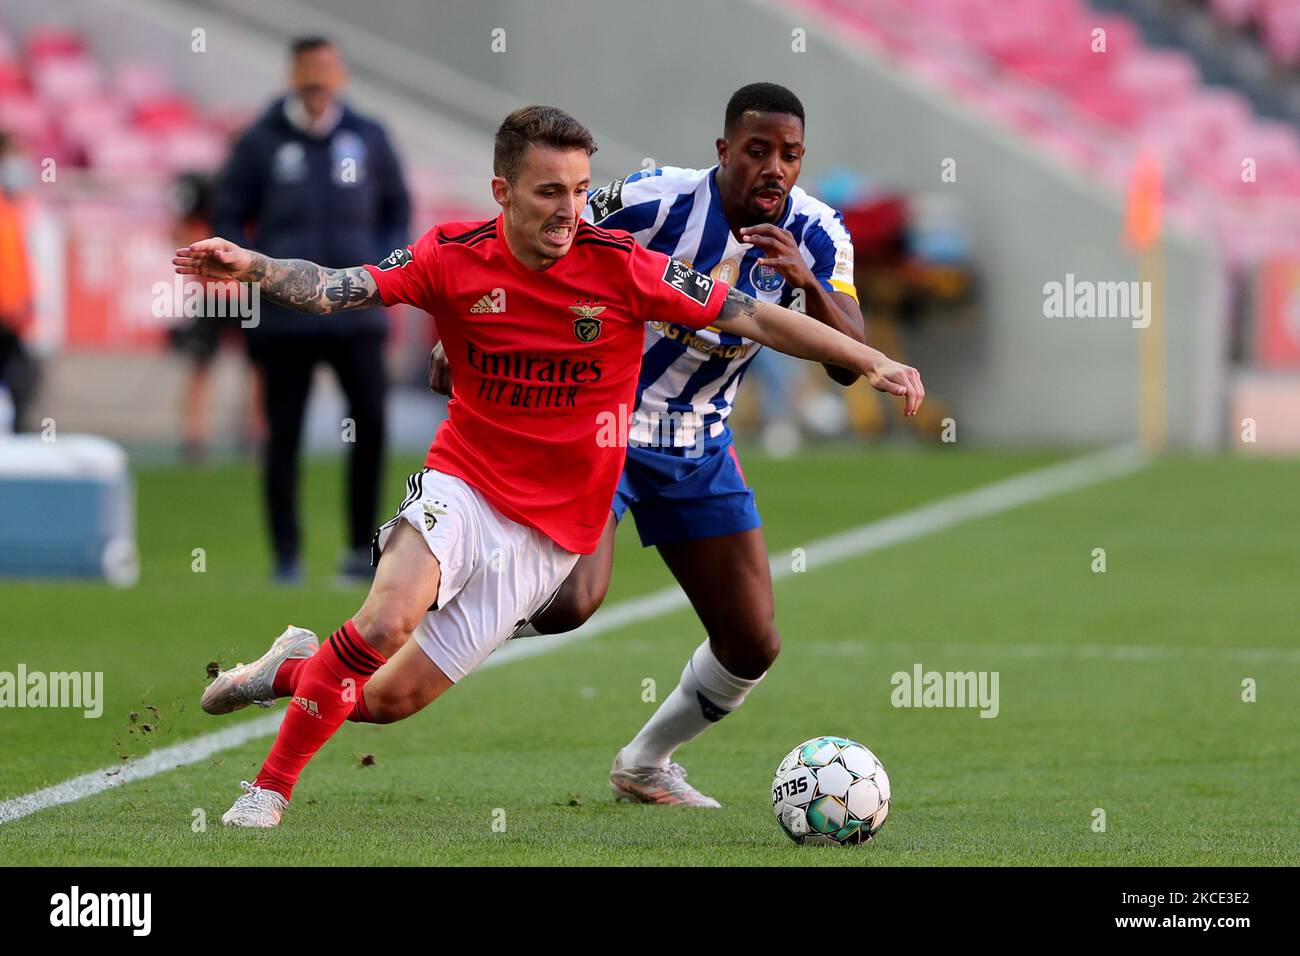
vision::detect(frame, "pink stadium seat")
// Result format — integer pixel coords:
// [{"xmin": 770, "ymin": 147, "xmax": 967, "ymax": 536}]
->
[
  {"xmin": 1092, "ymin": 14, "xmax": 1141, "ymax": 62},
  {"xmin": 1183, "ymin": 119, "xmax": 1300, "ymax": 198},
  {"xmin": 159, "ymin": 126, "xmax": 226, "ymax": 173},
  {"xmin": 31, "ymin": 55, "xmax": 101, "ymax": 105},
  {"xmin": 0, "ymin": 60, "xmax": 24, "ymax": 95},
  {"xmin": 1072, "ymin": 84, "xmax": 1148, "ymax": 129},
  {"xmin": 1259, "ymin": 3, "xmax": 1300, "ymax": 67},
  {"xmin": 1111, "ymin": 48, "xmax": 1198, "ymax": 107},
  {"xmin": 86, "ymin": 131, "xmax": 159, "ymax": 174},
  {"xmin": 113, "ymin": 61, "xmax": 173, "ymax": 108},
  {"xmin": 1210, "ymin": 0, "xmax": 1262, "ymax": 28},
  {"xmin": 132, "ymin": 95, "xmax": 196, "ymax": 132},
  {"xmin": 0, "ymin": 92, "xmax": 52, "ymax": 141},
  {"xmin": 23, "ymin": 27, "xmax": 86, "ymax": 61},
  {"xmin": 790, "ymin": 0, "xmax": 1300, "ymax": 252},
  {"xmin": 1144, "ymin": 91, "xmax": 1252, "ymax": 168},
  {"xmin": 1234, "ymin": 123, "xmax": 1300, "ymax": 192},
  {"xmin": 60, "ymin": 101, "xmax": 127, "ymax": 150}
]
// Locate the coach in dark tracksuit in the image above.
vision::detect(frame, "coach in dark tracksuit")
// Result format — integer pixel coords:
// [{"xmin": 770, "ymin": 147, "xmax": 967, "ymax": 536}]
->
[{"xmin": 212, "ymin": 37, "xmax": 410, "ymax": 583}]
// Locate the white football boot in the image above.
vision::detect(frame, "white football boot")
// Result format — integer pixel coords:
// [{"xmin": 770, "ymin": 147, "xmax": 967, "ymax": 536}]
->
[
  {"xmin": 201, "ymin": 626, "xmax": 319, "ymax": 715},
  {"xmin": 609, "ymin": 749, "xmax": 721, "ymax": 808},
  {"xmin": 221, "ymin": 781, "xmax": 289, "ymax": 828}
]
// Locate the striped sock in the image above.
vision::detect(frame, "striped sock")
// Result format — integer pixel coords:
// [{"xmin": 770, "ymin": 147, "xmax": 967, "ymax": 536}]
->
[{"xmin": 253, "ymin": 621, "xmax": 385, "ymax": 800}]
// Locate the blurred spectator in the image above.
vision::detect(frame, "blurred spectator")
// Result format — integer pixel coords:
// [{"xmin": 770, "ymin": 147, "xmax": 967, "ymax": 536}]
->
[
  {"xmin": 212, "ymin": 37, "xmax": 410, "ymax": 585},
  {"xmin": 167, "ymin": 171, "xmax": 265, "ymax": 462},
  {"xmin": 0, "ymin": 133, "xmax": 38, "ymax": 433}
]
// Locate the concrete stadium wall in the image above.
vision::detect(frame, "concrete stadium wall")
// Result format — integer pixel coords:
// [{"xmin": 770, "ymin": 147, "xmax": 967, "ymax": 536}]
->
[{"xmin": 265, "ymin": 0, "xmax": 1229, "ymax": 448}]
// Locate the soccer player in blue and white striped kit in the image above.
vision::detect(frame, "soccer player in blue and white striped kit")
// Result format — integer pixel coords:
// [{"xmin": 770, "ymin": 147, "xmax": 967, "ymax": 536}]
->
[{"xmin": 440, "ymin": 84, "xmax": 918, "ymax": 806}]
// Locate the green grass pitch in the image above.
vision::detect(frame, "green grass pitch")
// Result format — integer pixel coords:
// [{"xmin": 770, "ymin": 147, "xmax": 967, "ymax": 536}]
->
[{"xmin": 1, "ymin": 446, "xmax": 1297, "ymax": 865}]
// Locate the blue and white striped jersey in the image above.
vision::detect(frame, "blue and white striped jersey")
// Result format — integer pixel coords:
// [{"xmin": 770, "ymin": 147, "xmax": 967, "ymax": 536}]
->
[{"xmin": 583, "ymin": 165, "xmax": 857, "ymax": 448}]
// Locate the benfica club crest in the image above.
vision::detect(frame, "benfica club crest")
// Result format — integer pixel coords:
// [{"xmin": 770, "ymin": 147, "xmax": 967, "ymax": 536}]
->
[{"xmin": 569, "ymin": 301, "xmax": 606, "ymax": 342}]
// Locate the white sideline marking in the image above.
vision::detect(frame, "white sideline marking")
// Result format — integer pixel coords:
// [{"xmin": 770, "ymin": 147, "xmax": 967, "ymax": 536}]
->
[
  {"xmin": 491, "ymin": 443, "xmax": 1148, "ymax": 666},
  {"xmin": 0, "ymin": 445, "xmax": 1144, "ymax": 825},
  {"xmin": 803, "ymin": 640, "xmax": 1300, "ymax": 665},
  {"xmin": 0, "ymin": 713, "xmax": 286, "ymax": 826}
]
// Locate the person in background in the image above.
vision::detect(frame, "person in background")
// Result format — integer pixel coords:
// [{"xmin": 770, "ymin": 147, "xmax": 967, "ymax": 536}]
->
[
  {"xmin": 167, "ymin": 172, "xmax": 265, "ymax": 462},
  {"xmin": 212, "ymin": 36, "xmax": 410, "ymax": 585},
  {"xmin": 0, "ymin": 132, "xmax": 37, "ymax": 433}
]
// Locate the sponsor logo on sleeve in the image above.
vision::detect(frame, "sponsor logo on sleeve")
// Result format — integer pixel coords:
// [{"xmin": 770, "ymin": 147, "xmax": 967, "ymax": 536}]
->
[
  {"xmin": 588, "ymin": 178, "xmax": 626, "ymax": 222},
  {"xmin": 376, "ymin": 247, "xmax": 414, "ymax": 271},
  {"xmin": 662, "ymin": 258, "xmax": 715, "ymax": 306},
  {"xmin": 832, "ymin": 244, "xmax": 855, "ymax": 284}
]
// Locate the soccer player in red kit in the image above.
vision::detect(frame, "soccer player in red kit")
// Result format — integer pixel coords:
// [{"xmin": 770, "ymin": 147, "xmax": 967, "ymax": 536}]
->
[{"xmin": 176, "ymin": 105, "xmax": 923, "ymax": 827}]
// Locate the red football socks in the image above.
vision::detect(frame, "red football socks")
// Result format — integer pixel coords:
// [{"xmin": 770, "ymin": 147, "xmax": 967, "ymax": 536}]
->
[
  {"xmin": 346, "ymin": 692, "xmax": 376, "ymax": 724},
  {"xmin": 271, "ymin": 657, "xmax": 308, "ymax": 698},
  {"xmin": 254, "ymin": 620, "xmax": 386, "ymax": 800}
]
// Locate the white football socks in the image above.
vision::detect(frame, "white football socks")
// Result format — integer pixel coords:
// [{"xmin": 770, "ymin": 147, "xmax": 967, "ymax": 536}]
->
[{"xmin": 621, "ymin": 639, "xmax": 765, "ymax": 769}]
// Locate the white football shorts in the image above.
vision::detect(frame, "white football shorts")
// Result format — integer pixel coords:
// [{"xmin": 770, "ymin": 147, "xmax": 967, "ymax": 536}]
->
[{"xmin": 372, "ymin": 468, "xmax": 579, "ymax": 682}]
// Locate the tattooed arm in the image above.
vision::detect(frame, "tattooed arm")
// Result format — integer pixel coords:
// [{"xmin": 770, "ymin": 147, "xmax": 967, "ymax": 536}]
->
[
  {"xmin": 243, "ymin": 257, "xmax": 380, "ymax": 313},
  {"xmin": 713, "ymin": 287, "xmax": 926, "ymax": 416},
  {"xmin": 172, "ymin": 238, "xmax": 381, "ymax": 314}
]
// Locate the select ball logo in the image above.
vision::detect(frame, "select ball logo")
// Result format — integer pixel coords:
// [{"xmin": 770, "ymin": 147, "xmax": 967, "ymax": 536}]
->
[{"xmin": 771, "ymin": 735, "xmax": 891, "ymax": 846}]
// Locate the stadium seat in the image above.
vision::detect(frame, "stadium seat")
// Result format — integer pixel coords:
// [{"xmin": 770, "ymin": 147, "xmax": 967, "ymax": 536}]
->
[
  {"xmin": 1209, "ymin": 0, "xmax": 1261, "ymax": 29},
  {"xmin": 87, "ymin": 132, "xmax": 160, "ymax": 174},
  {"xmin": 60, "ymin": 101, "xmax": 127, "ymax": 151},
  {"xmin": 132, "ymin": 95, "xmax": 196, "ymax": 132},
  {"xmin": 159, "ymin": 126, "xmax": 226, "ymax": 173},
  {"xmin": 22, "ymin": 26, "xmax": 85, "ymax": 61},
  {"xmin": 30, "ymin": 55, "xmax": 101, "ymax": 105},
  {"xmin": 793, "ymin": 0, "xmax": 1300, "ymax": 263},
  {"xmin": 1260, "ymin": 3, "xmax": 1300, "ymax": 67},
  {"xmin": 113, "ymin": 61, "xmax": 173, "ymax": 108},
  {"xmin": 0, "ymin": 91, "xmax": 52, "ymax": 143}
]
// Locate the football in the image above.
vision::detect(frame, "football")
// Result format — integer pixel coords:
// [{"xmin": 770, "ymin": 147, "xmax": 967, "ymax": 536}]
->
[{"xmin": 771, "ymin": 736, "xmax": 891, "ymax": 845}]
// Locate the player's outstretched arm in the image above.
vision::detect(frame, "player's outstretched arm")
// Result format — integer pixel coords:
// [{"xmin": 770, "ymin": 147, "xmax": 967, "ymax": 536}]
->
[
  {"xmin": 714, "ymin": 287, "xmax": 925, "ymax": 416},
  {"xmin": 739, "ymin": 223, "xmax": 864, "ymax": 387},
  {"xmin": 173, "ymin": 237, "xmax": 381, "ymax": 315}
]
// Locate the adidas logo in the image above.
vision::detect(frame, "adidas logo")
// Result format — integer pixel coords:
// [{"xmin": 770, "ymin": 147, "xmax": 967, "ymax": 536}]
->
[
  {"xmin": 292, "ymin": 695, "xmax": 321, "ymax": 718},
  {"xmin": 470, "ymin": 294, "xmax": 504, "ymax": 314}
]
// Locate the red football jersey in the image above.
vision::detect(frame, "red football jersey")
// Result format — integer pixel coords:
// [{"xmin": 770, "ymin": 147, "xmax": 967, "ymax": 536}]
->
[{"xmin": 365, "ymin": 214, "xmax": 729, "ymax": 554}]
